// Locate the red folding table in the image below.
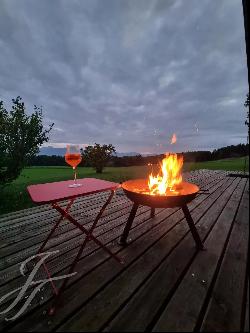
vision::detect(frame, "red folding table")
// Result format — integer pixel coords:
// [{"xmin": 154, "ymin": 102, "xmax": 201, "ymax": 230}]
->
[{"xmin": 27, "ymin": 178, "xmax": 122, "ymax": 313}]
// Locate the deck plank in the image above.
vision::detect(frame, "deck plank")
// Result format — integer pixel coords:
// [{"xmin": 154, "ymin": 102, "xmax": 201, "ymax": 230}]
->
[
  {"xmin": 0, "ymin": 192, "xmax": 128, "ymax": 238},
  {"xmin": 0, "ymin": 170, "xmax": 224, "ymax": 245},
  {"xmin": 152, "ymin": 179, "xmax": 247, "ymax": 332},
  {"xmin": 0, "ymin": 196, "xmax": 131, "ymax": 256},
  {"xmin": 0, "ymin": 170, "xmax": 219, "ymax": 245},
  {"xmin": 4, "ymin": 172, "xmax": 228, "ymax": 331},
  {"xmin": 200, "ymin": 181, "xmax": 249, "ymax": 332},
  {"xmin": 0, "ymin": 171, "xmax": 248, "ymax": 332},
  {"xmin": 0, "ymin": 171, "xmax": 222, "ymax": 275},
  {"xmin": 244, "ymin": 280, "xmax": 249, "ymax": 332},
  {"xmin": 58, "ymin": 178, "xmax": 240, "ymax": 332},
  {"xmin": 103, "ymin": 178, "xmax": 242, "ymax": 332},
  {"xmin": 0, "ymin": 169, "xmax": 221, "ymax": 224}
]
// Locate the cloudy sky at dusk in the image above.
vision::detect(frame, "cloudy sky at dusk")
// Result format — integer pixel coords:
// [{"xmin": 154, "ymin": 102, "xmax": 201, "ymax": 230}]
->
[{"xmin": 0, "ymin": 0, "xmax": 248, "ymax": 154}]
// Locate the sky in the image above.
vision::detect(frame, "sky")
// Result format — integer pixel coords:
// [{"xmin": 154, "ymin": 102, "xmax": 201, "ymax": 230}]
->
[{"xmin": 0, "ymin": 0, "xmax": 248, "ymax": 154}]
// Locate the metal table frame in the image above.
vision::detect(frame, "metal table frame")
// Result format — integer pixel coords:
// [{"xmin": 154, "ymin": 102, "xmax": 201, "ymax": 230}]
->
[{"xmin": 27, "ymin": 179, "xmax": 123, "ymax": 314}]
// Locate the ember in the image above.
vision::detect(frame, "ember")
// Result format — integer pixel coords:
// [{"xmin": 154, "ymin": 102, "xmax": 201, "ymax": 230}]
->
[{"xmin": 171, "ymin": 133, "xmax": 177, "ymax": 144}]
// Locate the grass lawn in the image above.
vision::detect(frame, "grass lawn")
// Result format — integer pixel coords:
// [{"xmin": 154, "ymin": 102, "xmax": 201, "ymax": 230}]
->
[{"xmin": 0, "ymin": 156, "xmax": 248, "ymax": 216}]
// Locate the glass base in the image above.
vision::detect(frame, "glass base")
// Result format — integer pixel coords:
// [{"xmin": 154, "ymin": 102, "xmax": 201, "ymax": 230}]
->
[{"xmin": 68, "ymin": 183, "xmax": 82, "ymax": 188}]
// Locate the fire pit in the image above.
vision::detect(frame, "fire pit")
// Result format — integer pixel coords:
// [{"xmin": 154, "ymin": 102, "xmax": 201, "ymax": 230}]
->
[
  {"xmin": 119, "ymin": 153, "xmax": 204, "ymax": 250},
  {"xmin": 122, "ymin": 179, "xmax": 199, "ymax": 208}
]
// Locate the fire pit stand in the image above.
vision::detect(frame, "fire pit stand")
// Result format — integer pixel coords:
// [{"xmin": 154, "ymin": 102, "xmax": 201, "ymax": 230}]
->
[{"xmin": 119, "ymin": 179, "xmax": 204, "ymax": 250}]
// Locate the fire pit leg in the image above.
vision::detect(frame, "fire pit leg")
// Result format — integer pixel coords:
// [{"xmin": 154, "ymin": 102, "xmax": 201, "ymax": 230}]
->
[
  {"xmin": 151, "ymin": 208, "xmax": 155, "ymax": 218},
  {"xmin": 119, "ymin": 203, "xmax": 139, "ymax": 246},
  {"xmin": 182, "ymin": 204, "xmax": 204, "ymax": 250}
]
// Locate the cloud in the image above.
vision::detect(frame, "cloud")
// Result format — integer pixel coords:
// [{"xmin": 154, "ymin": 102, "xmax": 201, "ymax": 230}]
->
[{"xmin": 0, "ymin": 0, "xmax": 248, "ymax": 153}]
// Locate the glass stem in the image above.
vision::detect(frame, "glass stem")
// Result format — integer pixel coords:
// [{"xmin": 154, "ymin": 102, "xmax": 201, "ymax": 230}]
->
[{"xmin": 73, "ymin": 167, "xmax": 77, "ymax": 184}]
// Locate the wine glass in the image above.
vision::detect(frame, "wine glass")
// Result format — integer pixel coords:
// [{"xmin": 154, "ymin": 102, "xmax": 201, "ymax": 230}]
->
[{"xmin": 65, "ymin": 145, "xmax": 82, "ymax": 187}]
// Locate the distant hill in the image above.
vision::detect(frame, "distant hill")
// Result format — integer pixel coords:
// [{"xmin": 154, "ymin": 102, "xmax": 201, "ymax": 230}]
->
[
  {"xmin": 38, "ymin": 147, "xmax": 66, "ymax": 156},
  {"xmin": 114, "ymin": 152, "xmax": 140, "ymax": 157},
  {"xmin": 29, "ymin": 143, "xmax": 248, "ymax": 167},
  {"xmin": 38, "ymin": 146, "xmax": 140, "ymax": 157}
]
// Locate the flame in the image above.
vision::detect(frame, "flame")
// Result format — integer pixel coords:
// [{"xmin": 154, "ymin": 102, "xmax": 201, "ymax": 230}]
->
[
  {"xmin": 171, "ymin": 133, "xmax": 177, "ymax": 144},
  {"xmin": 148, "ymin": 153, "xmax": 183, "ymax": 195}
]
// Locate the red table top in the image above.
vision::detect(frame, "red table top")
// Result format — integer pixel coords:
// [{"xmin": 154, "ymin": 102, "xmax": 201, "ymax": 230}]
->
[{"xmin": 27, "ymin": 178, "xmax": 120, "ymax": 204}]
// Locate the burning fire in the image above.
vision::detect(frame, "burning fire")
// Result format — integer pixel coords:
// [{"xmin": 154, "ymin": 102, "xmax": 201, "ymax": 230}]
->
[{"xmin": 148, "ymin": 153, "xmax": 183, "ymax": 195}]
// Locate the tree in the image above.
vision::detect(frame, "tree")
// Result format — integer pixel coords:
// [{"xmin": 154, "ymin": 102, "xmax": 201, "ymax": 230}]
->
[
  {"xmin": 243, "ymin": 93, "xmax": 249, "ymax": 175},
  {"xmin": 244, "ymin": 93, "xmax": 249, "ymax": 128},
  {"xmin": 81, "ymin": 143, "xmax": 116, "ymax": 173},
  {"xmin": 0, "ymin": 96, "xmax": 53, "ymax": 185}
]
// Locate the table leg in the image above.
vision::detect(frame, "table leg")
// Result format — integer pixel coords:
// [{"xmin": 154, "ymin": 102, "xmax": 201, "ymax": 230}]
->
[
  {"xmin": 49, "ymin": 190, "xmax": 122, "ymax": 313},
  {"xmin": 34, "ymin": 198, "xmax": 75, "ymax": 296},
  {"xmin": 37, "ymin": 198, "xmax": 75, "ymax": 255},
  {"xmin": 119, "ymin": 203, "xmax": 139, "ymax": 246},
  {"xmin": 52, "ymin": 191, "xmax": 121, "ymax": 263},
  {"xmin": 182, "ymin": 204, "xmax": 204, "ymax": 250}
]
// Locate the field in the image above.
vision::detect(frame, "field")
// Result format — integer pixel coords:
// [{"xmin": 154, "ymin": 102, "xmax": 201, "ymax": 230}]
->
[{"xmin": 0, "ymin": 156, "xmax": 248, "ymax": 216}]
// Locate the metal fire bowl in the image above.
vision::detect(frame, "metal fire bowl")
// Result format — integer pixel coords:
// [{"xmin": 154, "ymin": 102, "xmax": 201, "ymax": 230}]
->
[{"xmin": 122, "ymin": 179, "xmax": 199, "ymax": 208}]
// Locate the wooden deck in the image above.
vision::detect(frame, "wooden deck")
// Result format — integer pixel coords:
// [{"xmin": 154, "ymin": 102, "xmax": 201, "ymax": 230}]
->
[{"xmin": 0, "ymin": 170, "xmax": 248, "ymax": 332}]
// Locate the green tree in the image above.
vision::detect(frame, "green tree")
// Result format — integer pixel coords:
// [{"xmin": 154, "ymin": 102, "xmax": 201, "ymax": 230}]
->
[
  {"xmin": 244, "ymin": 93, "xmax": 249, "ymax": 128},
  {"xmin": 243, "ymin": 93, "xmax": 249, "ymax": 174},
  {"xmin": 0, "ymin": 96, "xmax": 53, "ymax": 185},
  {"xmin": 81, "ymin": 143, "xmax": 116, "ymax": 173}
]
